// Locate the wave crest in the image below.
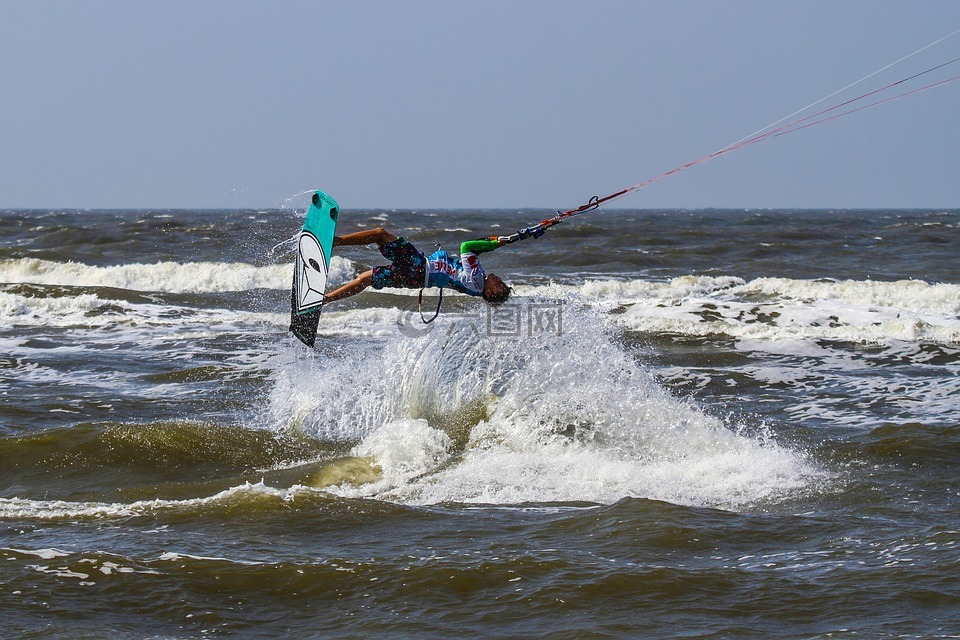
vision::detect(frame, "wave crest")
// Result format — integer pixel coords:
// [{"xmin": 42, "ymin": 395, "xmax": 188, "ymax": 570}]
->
[{"xmin": 0, "ymin": 257, "xmax": 354, "ymax": 293}]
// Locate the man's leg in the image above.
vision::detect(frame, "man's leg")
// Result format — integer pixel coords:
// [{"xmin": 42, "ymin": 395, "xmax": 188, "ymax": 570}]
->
[
  {"xmin": 334, "ymin": 228, "xmax": 397, "ymax": 247},
  {"xmin": 324, "ymin": 270, "xmax": 373, "ymax": 302}
]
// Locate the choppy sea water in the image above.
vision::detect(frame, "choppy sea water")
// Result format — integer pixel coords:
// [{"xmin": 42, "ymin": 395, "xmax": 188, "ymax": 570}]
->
[{"xmin": 1, "ymin": 206, "xmax": 958, "ymax": 638}]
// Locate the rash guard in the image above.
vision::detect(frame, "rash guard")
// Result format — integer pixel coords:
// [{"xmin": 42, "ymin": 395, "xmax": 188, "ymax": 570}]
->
[{"xmin": 425, "ymin": 239, "xmax": 500, "ymax": 296}]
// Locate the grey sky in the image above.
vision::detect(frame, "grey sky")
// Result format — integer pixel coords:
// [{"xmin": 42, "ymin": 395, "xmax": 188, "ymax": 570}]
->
[{"xmin": 2, "ymin": 1, "xmax": 958, "ymax": 210}]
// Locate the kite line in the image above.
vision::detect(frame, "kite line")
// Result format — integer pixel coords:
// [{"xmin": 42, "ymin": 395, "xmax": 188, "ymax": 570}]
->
[{"xmin": 493, "ymin": 29, "xmax": 960, "ymax": 246}]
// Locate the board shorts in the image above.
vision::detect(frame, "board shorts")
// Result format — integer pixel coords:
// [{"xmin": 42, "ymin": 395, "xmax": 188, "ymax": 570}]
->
[{"xmin": 371, "ymin": 237, "xmax": 427, "ymax": 290}]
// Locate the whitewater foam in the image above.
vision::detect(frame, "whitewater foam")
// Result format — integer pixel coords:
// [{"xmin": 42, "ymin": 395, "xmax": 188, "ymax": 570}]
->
[
  {"xmin": 0, "ymin": 481, "xmax": 307, "ymax": 521},
  {"xmin": 0, "ymin": 289, "xmax": 288, "ymax": 335},
  {"xmin": 271, "ymin": 300, "xmax": 823, "ymax": 510},
  {"xmin": 514, "ymin": 276, "xmax": 960, "ymax": 346},
  {"xmin": 0, "ymin": 256, "xmax": 354, "ymax": 293},
  {"xmin": 7, "ymin": 257, "xmax": 954, "ymax": 347}
]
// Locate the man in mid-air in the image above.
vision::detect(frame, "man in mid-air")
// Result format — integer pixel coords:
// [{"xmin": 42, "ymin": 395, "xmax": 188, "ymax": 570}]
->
[{"xmin": 323, "ymin": 227, "xmax": 511, "ymax": 304}]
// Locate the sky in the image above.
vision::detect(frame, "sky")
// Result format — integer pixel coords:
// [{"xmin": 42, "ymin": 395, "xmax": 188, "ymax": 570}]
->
[{"xmin": 2, "ymin": 0, "xmax": 959, "ymax": 211}]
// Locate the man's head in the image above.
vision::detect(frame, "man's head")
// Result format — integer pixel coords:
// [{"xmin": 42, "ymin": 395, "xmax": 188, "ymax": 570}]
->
[{"xmin": 482, "ymin": 273, "xmax": 511, "ymax": 304}]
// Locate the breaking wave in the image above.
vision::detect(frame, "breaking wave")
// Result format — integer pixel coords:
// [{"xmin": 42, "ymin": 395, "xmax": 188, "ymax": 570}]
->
[{"xmin": 0, "ymin": 256, "xmax": 354, "ymax": 294}]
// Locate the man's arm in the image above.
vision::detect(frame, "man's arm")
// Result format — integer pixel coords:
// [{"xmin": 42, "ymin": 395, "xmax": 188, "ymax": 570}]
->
[{"xmin": 460, "ymin": 238, "xmax": 501, "ymax": 255}]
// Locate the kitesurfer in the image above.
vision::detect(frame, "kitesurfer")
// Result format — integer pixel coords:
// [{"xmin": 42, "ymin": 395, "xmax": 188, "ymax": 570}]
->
[{"xmin": 323, "ymin": 228, "xmax": 511, "ymax": 304}]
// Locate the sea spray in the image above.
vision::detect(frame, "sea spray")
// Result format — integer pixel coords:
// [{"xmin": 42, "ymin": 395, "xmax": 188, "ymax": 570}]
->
[{"xmin": 272, "ymin": 297, "xmax": 821, "ymax": 508}]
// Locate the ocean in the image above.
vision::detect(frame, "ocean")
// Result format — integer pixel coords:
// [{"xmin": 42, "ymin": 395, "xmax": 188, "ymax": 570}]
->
[{"xmin": 1, "ymin": 205, "xmax": 958, "ymax": 638}]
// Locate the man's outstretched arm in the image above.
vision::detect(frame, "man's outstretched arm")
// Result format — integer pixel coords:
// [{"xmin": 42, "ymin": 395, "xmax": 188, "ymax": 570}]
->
[{"xmin": 460, "ymin": 238, "xmax": 501, "ymax": 255}]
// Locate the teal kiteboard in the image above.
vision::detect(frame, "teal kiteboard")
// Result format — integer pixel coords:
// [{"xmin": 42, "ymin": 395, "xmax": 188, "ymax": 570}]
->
[{"xmin": 290, "ymin": 190, "xmax": 339, "ymax": 347}]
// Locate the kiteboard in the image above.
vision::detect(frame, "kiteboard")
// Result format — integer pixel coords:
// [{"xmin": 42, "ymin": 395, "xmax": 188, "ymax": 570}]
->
[{"xmin": 290, "ymin": 190, "xmax": 339, "ymax": 347}]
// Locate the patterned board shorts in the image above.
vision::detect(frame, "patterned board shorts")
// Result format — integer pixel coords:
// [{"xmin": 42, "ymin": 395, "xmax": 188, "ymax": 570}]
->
[{"xmin": 371, "ymin": 237, "xmax": 427, "ymax": 290}]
